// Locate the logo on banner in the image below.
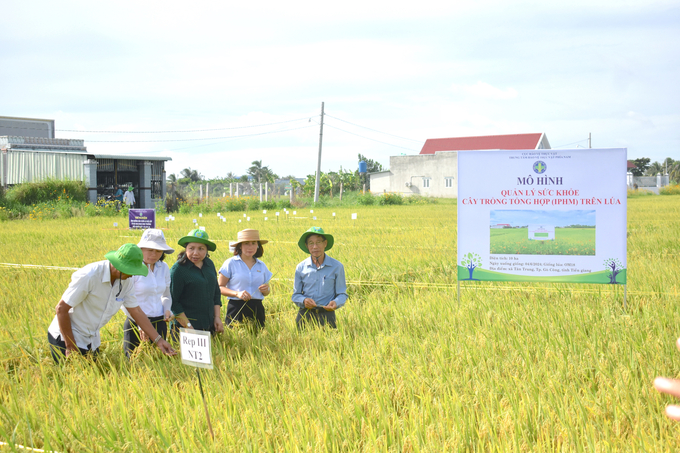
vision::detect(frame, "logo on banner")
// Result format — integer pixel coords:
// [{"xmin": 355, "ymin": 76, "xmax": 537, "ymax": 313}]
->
[{"xmin": 533, "ymin": 161, "xmax": 547, "ymax": 174}]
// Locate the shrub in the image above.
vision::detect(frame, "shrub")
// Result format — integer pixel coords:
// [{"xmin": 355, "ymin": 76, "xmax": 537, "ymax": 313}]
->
[
  {"xmin": 6, "ymin": 179, "xmax": 87, "ymax": 205},
  {"xmin": 627, "ymin": 188, "xmax": 655, "ymax": 198},
  {"xmin": 659, "ymin": 184, "xmax": 680, "ymax": 195},
  {"xmin": 357, "ymin": 193, "xmax": 375, "ymax": 205},
  {"xmin": 379, "ymin": 193, "xmax": 404, "ymax": 205},
  {"xmin": 276, "ymin": 199, "xmax": 293, "ymax": 209},
  {"xmin": 246, "ymin": 198, "xmax": 260, "ymax": 211},
  {"xmin": 404, "ymin": 195, "xmax": 437, "ymax": 205}
]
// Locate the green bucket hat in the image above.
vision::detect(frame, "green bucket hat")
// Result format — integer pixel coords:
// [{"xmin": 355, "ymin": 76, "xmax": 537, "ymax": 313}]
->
[
  {"xmin": 178, "ymin": 228, "xmax": 217, "ymax": 252},
  {"xmin": 298, "ymin": 226, "xmax": 334, "ymax": 254},
  {"xmin": 127, "ymin": 186, "xmax": 134, "ymax": 191},
  {"xmin": 105, "ymin": 243, "xmax": 149, "ymax": 277}
]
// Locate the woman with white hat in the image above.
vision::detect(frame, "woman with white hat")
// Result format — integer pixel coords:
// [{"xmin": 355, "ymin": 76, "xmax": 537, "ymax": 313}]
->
[
  {"xmin": 218, "ymin": 229, "xmax": 272, "ymax": 329},
  {"xmin": 122, "ymin": 228, "xmax": 175, "ymax": 357}
]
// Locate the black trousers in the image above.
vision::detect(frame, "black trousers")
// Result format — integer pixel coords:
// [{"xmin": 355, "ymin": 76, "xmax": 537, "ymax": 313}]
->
[
  {"xmin": 47, "ymin": 331, "xmax": 99, "ymax": 363},
  {"xmin": 225, "ymin": 299, "xmax": 265, "ymax": 329},
  {"xmin": 123, "ymin": 315, "xmax": 167, "ymax": 357},
  {"xmin": 295, "ymin": 307, "xmax": 337, "ymax": 330}
]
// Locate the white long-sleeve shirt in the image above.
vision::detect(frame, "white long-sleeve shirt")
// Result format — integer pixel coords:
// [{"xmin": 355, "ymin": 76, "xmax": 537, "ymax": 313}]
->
[
  {"xmin": 123, "ymin": 191, "xmax": 135, "ymax": 206},
  {"xmin": 124, "ymin": 261, "xmax": 172, "ymax": 318}
]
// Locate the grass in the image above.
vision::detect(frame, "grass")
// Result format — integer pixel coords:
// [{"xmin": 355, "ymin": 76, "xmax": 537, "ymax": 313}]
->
[
  {"xmin": 490, "ymin": 228, "xmax": 596, "ymax": 255},
  {"xmin": 0, "ymin": 196, "xmax": 679, "ymax": 451}
]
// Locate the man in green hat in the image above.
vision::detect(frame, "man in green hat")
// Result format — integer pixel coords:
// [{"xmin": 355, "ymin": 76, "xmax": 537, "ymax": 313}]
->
[
  {"xmin": 292, "ymin": 227, "xmax": 347, "ymax": 329},
  {"xmin": 47, "ymin": 243, "xmax": 176, "ymax": 362},
  {"xmin": 123, "ymin": 186, "xmax": 135, "ymax": 208}
]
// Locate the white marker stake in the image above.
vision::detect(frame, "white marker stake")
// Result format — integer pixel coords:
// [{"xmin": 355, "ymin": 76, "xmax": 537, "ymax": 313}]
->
[
  {"xmin": 113, "ymin": 222, "xmax": 118, "ymax": 228},
  {"xmin": 293, "ymin": 211, "xmax": 297, "ymax": 215},
  {"xmin": 276, "ymin": 212, "xmax": 280, "ymax": 222},
  {"xmin": 239, "ymin": 219, "xmax": 242, "ymax": 223},
  {"xmin": 199, "ymin": 213, "xmax": 202, "ymax": 218},
  {"xmin": 217, "ymin": 213, "xmax": 221, "ymax": 217},
  {"xmin": 199, "ymin": 226, "xmax": 206, "ymax": 231},
  {"xmin": 263, "ymin": 210, "xmax": 267, "ymax": 214},
  {"xmin": 222, "ymin": 218, "xmax": 226, "ymax": 222},
  {"xmin": 179, "ymin": 328, "xmax": 214, "ymax": 439},
  {"xmin": 243, "ymin": 214, "xmax": 246, "ymax": 217},
  {"xmin": 313, "ymin": 216, "xmax": 317, "ymax": 220},
  {"xmin": 352, "ymin": 213, "xmax": 357, "ymax": 220},
  {"xmin": 247, "ymin": 217, "xmax": 250, "ymax": 221},
  {"xmin": 310, "ymin": 209, "xmax": 314, "ymax": 213},
  {"xmin": 193, "ymin": 219, "xmax": 197, "ymax": 224},
  {"xmin": 265, "ymin": 217, "xmax": 268, "ymax": 221}
]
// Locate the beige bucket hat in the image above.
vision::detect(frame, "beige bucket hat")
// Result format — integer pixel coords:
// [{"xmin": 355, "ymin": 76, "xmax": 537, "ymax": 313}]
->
[
  {"xmin": 233, "ymin": 229, "xmax": 268, "ymax": 246},
  {"xmin": 137, "ymin": 229, "xmax": 175, "ymax": 254}
]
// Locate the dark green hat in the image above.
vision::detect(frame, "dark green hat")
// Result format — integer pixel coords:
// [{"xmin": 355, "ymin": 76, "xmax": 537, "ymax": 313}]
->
[
  {"xmin": 298, "ymin": 226, "xmax": 334, "ymax": 254},
  {"xmin": 105, "ymin": 243, "xmax": 149, "ymax": 277},
  {"xmin": 178, "ymin": 228, "xmax": 217, "ymax": 251}
]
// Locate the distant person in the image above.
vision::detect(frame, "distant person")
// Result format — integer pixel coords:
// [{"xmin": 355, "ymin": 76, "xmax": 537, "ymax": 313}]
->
[
  {"xmin": 47, "ymin": 243, "xmax": 176, "ymax": 363},
  {"xmin": 218, "ymin": 229, "xmax": 272, "ymax": 330},
  {"xmin": 654, "ymin": 337, "xmax": 680, "ymax": 421},
  {"xmin": 169, "ymin": 229, "xmax": 224, "ymax": 338},
  {"xmin": 113, "ymin": 185, "xmax": 124, "ymax": 210},
  {"xmin": 122, "ymin": 229, "xmax": 175, "ymax": 358},
  {"xmin": 123, "ymin": 186, "xmax": 135, "ymax": 208},
  {"xmin": 292, "ymin": 227, "xmax": 347, "ymax": 329},
  {"xmin": 114, "ymin": 185, "xmax": 124, "ymax": 203}
]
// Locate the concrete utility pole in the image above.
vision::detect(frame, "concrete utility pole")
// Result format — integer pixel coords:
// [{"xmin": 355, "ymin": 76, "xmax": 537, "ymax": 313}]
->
[
  {"xmin": 314, "ymin": 102, "xmax": 324, "ymax": 203},
  {"xmin": 588, "ymin": 133, "xmax": 591, "ymax": 149}
]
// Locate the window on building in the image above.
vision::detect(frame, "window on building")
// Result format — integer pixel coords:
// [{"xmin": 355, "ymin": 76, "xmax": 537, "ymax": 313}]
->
[
  {"xmin": 445, "ymin": 177, "xmax": 453, "ymax": 188},
  {"xmin": 422, "ymin": 178, "xmax": 430, "ymax": 188}
]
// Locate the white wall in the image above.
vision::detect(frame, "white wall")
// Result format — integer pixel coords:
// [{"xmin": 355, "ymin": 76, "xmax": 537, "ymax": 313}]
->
[{"xmin": 369, "ymin": 151, "xmax": 458, "ymax": 198}]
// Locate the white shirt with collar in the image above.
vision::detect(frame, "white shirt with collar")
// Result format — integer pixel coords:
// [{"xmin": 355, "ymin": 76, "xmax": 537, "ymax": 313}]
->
[
  {"xmin": 48, "ymin": 260, "xmax": 139, "ymax": 350},
  {"xmin": 123, "ymin": 260, "xmax": 171, "ymax": 318}
]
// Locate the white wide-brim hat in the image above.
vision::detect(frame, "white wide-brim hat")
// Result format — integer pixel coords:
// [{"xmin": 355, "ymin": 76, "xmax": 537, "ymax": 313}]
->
[{"xmin": 137, "ymin": 229, "xmax": 175, "ymax": 254}]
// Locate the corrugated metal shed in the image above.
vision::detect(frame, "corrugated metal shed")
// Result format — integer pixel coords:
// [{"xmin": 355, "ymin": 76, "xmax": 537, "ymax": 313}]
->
[{"xmin": 5, "ymin": 150, "xmax": 85, "ymax": 184}]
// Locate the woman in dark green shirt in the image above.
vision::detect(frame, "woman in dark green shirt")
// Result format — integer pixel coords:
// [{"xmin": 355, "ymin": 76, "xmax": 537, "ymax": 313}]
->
[{"xmin": 170, "ymin": 229, "xmax": 224, "ymax": 337}]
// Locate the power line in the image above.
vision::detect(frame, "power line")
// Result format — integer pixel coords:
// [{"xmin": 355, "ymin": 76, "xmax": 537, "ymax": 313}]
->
[
  {"xmin": 84, "ymin": 124, "xmax": 315, "ymax": 143},
  {"xmin": 321, "ymin": 122, "xmax": 419, "ymax": 152},
  {"xmin": 553, "ymin": 138, "xmax": 589, "ymax": 148},
  {"xmin": 325, "ymin": 114, "xmax": 423, "ymax": 143}
]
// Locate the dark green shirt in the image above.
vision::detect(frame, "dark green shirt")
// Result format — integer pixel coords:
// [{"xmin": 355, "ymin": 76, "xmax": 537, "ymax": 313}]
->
[{"xmin": 170, "ymin": 257, "xmax": 221, "ymax": 331}]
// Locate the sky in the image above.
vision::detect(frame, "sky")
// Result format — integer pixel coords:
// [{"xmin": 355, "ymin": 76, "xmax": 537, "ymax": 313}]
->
[
  {"xmin": 490, "ymin": 210, "xmax": 597, "ymax": 228},
  {"xmin": 2, "ymin": 0, "xmax": 678, "ymax": 179}
]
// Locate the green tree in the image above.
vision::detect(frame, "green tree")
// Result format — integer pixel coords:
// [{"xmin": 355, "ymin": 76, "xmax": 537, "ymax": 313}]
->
[
  {"xmin": 630, "ymin": 158, "xmax": 650, "ymax": 177},
  {"xmin": 358, "ymin": 154, "xmax": 385, "ymax": 173},
  {"xmin": 646, "ymin": 161, "xmax": 664, "ymax": 176},
  {"xmin": 247, "ymin": 160, "xmax": 278, "ymax": 185},
  {"xmin": 180, "ymin": 167, "xmax": 203, "ymax": 182}
]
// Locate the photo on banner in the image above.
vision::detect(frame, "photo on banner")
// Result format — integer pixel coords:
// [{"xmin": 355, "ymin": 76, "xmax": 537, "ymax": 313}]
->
[{"xmin": 457, "ymin": 149, "xmax": 627, "ymax": 284}]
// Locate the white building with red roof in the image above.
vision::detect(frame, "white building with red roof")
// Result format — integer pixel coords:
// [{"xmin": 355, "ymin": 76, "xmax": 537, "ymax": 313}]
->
[{"xmin": 370, "ymin": 133, "xmax": 550, "ymax": 198}]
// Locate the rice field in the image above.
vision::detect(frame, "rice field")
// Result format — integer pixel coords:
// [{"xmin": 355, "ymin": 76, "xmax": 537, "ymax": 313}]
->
[
  {"xmin": 0, "ymin": 196, "xmax": 679, "ymax": 451},
  {"xmin": 489, "ymin": 228, "xmax": 596, "ymax": 255}
]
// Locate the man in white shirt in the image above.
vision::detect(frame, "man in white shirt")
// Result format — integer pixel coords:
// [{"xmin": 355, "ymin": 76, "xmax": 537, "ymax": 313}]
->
[
  {"xmin": 47, "ymin": 243, "xmax": 176, "ymax": 362},
  {"xmin": 123, "ymin": 186, "xmax": 135, "ymax": 208}
]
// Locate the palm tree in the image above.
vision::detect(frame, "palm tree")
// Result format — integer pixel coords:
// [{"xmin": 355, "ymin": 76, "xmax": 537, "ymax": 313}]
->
[
  {"xmin": 247, "ymin": 160, "xmax": 266, "ymax": 184},
  {"xmin": 180, "ymin": 167, "xmax": 202, "ymax": 182},
  {"xmin": 645, "ymin": 161, "xmax": 664, "ymax": 176}
]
